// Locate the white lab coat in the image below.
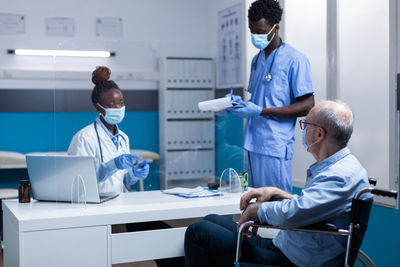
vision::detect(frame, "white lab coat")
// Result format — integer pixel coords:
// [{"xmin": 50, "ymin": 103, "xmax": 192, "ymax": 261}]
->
[{"xmin": 68, "ymin": 121, "xmax": 130, "ymax": 196}]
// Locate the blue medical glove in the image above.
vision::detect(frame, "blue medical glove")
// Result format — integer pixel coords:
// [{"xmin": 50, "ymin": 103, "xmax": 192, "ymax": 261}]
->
[
  {"xmin": 133, "ymin": 160, "xmax": 150, "ymax": 180},
  {"xmin": 114, "ymin": 153, "xmax": 142, "ymax": 170},
  {"xmin": 226, "ymin": 101, "xmax": 263, "ymax": 118},
  {"xmin": 224, "ymin": 94, "xmax": 244, "ymax": 105}
]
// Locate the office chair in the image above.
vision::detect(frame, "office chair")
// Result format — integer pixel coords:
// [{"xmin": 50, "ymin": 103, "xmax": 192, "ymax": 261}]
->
[{"xmin": 235, "ymin": 183, "xmax": 397, "ymax": 267}]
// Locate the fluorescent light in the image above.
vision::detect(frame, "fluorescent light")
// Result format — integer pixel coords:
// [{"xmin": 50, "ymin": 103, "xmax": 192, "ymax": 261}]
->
[{"xmin": 8, "ymin": 49, "xmax": 115, "ymax": 58}]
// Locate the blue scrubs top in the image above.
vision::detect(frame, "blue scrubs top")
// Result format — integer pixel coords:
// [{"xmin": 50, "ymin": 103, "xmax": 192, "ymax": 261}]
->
[{"xmin": 244, "ymin": 43, "xmax": 314, "ymax": 159}]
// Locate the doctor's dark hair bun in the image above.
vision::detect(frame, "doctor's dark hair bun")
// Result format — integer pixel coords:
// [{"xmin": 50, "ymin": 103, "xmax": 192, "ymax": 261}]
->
[
  {"xmin": 92, "ymin": 66, "xmax": 111, "ymax": 85},
  {"xmin": 90, "ymin": 66, "xmax": 120, "ymax": 105}
]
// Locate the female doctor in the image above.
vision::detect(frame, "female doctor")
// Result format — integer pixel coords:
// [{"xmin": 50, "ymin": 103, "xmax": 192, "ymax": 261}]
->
[
  {"xmin": 68, "ymin": 67, "xmax": 184, "ymax": 267},
  {"xmin": 68, "ymin": 66, "xmax": 149, "ymax": 197}
]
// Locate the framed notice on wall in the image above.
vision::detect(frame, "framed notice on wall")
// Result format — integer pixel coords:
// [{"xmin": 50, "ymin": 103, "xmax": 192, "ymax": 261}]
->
[
  {"xmin": 96, "ymin": 17, "xmax": 123, "ymax": 37},
  {"xmin": 0, "ymin": 14, "xmax": 25, "ymax": 35},
  {"xmin": 46, "ymin": 18, "xmax": 75, "ymax": 36},
  {"xmin": 217, "ymin": 3, "xmax": 243, "ymax": 88}
]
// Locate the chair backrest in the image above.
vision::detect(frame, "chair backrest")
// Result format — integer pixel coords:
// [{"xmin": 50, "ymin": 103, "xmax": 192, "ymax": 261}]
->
[{"xmin": 347, "ymin": 197, "xmax": 373, "ymax": 266}]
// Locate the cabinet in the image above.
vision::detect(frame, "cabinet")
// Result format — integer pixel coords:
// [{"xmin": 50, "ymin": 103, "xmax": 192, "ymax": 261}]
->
[{"xmin": 159, "ymin": 57, "xmax": 215, "ymax": 189}]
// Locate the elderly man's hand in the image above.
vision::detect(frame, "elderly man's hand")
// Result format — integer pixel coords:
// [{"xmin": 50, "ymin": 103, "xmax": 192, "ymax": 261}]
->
[
  {"xmin": 240, "ymin": 187, "xmax": 293, "ymax": 211},
  {"xmin": 237, "ymin": 202, "xmax": 262, "ymax": 238},
  {"xmin": 240, "ymin": 187, "xmax": 275, "ymax": 210}
]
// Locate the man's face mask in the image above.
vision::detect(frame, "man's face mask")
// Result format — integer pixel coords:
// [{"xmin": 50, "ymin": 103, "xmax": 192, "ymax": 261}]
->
[
  {"xmin": 98, "ymin": 104, "xmax": 125, "ymax": 125},
  {"xmin": 302, "ymin": 127, "xmax": 319, "ymax": 151},
  {"xmin": 251, "ymin": 24, "xmax": 276, "ymax": 50}
]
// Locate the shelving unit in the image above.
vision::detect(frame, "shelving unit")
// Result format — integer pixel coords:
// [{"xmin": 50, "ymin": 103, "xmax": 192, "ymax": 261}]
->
[{"xmin": 159, "ymin": 57, "xmax": 215, "ymax": 189}]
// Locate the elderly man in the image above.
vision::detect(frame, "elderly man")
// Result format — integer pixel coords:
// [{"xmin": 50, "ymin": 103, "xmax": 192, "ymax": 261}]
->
[{"xmin": 184, "ymin": 101, "xmax": 371, "ymax": 267}]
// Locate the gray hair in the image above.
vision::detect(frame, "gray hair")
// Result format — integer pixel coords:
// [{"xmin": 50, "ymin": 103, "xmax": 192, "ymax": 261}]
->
[{"xmin": 312, "ymin": 101, "xmax": 354, "ymax": 147}]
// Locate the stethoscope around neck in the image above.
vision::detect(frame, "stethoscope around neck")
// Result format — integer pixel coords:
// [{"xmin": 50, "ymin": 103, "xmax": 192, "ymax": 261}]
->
[
  {"xmin": 93, "ymin": 120, "xmax": 127, "ymax": 163},
  {"xmin": 247, "ymin": 38, "xmax": 283, "ymax": 93}
]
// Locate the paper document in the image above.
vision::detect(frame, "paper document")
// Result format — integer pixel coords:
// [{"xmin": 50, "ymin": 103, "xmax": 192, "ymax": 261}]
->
[
  {"xmin": 162, "ymin": 186, "xmax": 222, "ymax": 198},
  {"xmin": 198, "ymin": 97, "xmax": 243, "ymax": 112}
]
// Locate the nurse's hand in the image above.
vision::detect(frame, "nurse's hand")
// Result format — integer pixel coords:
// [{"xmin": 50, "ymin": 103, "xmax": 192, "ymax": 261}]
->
[
  {"xmin": 133, "ymin": 160, "xmax": 150, "ymax": 180},
  {"xmin": 226, "ymin": 101, "xmax": 262, "ymax": 118},
  {"xmin": 114, "ymin": 153, "xmax": 143, "ymax": 170},
  {"xmin": 224, "ymin": 94, "xmax": 244, "ymax": 104}
]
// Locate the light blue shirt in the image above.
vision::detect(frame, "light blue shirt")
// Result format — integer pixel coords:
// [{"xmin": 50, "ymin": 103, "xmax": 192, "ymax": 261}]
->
[
  {"xmin": 95, "ymin": 118, "xmax": 139, "ymax": 187},
  {"xmin": 257, "ymin": 147, "xmax": 371, "ymax": 266},
  {"xmin": 245, "ymin": 44, "xmax": 314, "ymax": 159},
  {"xmin": 96, "ymin": 117, "xmax": 121, "ymax": 150}
]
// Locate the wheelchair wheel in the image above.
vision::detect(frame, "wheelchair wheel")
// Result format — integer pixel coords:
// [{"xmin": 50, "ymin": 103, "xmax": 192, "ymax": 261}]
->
[{"xmin": 354, "ymin": 249, "xmax": 376, "ymax": 267}]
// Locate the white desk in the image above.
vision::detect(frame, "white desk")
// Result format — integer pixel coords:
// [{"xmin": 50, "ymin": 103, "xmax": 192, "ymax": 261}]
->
[{"xmin": 3, "ymin": 190, "xmax": 241, "ymax": 267}]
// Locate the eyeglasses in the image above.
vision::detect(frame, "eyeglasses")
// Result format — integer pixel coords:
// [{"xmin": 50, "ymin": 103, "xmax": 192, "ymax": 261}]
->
[{"xmin": 299, "ymin": 119, "xmax": 323, "ymax": 130}]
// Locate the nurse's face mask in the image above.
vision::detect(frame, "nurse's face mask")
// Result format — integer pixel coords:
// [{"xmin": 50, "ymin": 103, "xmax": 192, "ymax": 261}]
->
[
  {"xmin": 251, "ymin": 24, "xmax": 276, "ymax": 50},
  {"xmin": 98, "ymin": 103, "xmax": 125, "ymax": 125}
]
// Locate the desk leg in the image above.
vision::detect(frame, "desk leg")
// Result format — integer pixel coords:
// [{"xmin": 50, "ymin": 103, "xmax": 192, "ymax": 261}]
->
[
  {"xmin": 139, "ymin": 180, "xmax": 144, "ymax": 191},
  {"xmin": 107, "ymin": 225, "xmax": 112, "ymax": 267},
  {"xmin": 3, "ymin": 210, "xmax": 21, "ymax": 267}
]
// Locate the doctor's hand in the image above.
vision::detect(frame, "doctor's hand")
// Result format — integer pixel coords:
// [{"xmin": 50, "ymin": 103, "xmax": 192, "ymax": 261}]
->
[
  {"xmin": 226, "ymin": 101, "xmax": 262, "ymax": 118},
  {"xmin": 133, "ymin": 160, "xmax": 150, "ymax": 180},
  {"xmin": 114, "ymin": 153, "xmax": 142, "ymax": 170}
]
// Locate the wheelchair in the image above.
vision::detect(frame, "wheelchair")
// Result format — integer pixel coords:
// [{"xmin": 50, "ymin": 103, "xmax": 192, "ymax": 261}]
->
[{"xmin": 234, "ymin": 179, "xmax": 398, "ymax": 267}]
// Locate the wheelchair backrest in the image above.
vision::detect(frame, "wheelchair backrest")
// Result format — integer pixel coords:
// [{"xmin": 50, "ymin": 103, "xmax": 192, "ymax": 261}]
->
[{"xmin": 347, "ymin": 197, "xmax": 373, "ymax": 266}]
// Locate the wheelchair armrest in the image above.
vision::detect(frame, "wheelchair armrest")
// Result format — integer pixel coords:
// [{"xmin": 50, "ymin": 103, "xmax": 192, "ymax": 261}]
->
[
  {"xmin": 252, "ymin": 220, "xmax": 340, "ymax": 232},
  {"xmin": 299, "ymin": 221, "xmax": 339, "ymax": 231}
]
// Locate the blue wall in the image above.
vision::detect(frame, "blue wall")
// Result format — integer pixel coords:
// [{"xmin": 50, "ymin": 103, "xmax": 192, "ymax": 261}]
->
[
  {"xmin": 0, "ymin": 111, "xmax": 160, "ymax": 190},
  {"xmin": 361, "ymin": 204, "xmax": 400, "ymax": 266},
  {"xmin": 0, "ymin": 112, "xmax": 158, "ymax": 153},
  {"xmin": 215, "ymin": 112, "xmax": 244, "ymax": 177},
  {"xmin": 0, "ymin": 111, "xmax": 244, "ymax": 190}
]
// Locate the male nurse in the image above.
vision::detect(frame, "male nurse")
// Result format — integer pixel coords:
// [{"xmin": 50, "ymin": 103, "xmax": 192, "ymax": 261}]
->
[{"xmin": 228, "ymin": 0, "xmax": 314, "ymax": 192}]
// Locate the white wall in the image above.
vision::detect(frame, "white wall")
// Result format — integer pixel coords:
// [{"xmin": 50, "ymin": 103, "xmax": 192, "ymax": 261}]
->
[
  {"xmin": 284, "ymin": 0, "xmax": 327, "ymax": 186},
  {"xmin": 0, "ymin": 0, "xmax": 216, "ymax": 89},
  {"xmin": 338, "ymin": 0, "xmax": 391, "ymax": 190},
  {"xmin": 285, "ymin": 0, "xmax": 397, "ymax": 205}
]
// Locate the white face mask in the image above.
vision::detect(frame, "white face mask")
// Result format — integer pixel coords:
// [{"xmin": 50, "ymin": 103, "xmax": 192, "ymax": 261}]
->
[
  {"xmin": 251, "ymin": 24, "xmax": 276, "ymax": 50},
  {"xmin": 98, "ymin": 104, "xmax": 125, "ymax": 125}
]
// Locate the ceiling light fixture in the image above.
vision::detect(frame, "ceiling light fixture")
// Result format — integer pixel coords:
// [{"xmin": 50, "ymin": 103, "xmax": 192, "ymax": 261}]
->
[{"xmin": 8, "ymin": 49, "xmax": 116, "ymax": 58}]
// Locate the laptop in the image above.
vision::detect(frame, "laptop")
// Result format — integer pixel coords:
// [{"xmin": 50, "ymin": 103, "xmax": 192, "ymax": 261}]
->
[{"xmin": 26, "ymin": 155, "xmax": 119, "ymax": 203}]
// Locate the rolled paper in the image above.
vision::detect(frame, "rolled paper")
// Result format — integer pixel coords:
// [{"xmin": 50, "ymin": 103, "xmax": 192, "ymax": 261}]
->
[{"xmin": 198, "ymin": 97, "xmax": 233, "ymax": 112}]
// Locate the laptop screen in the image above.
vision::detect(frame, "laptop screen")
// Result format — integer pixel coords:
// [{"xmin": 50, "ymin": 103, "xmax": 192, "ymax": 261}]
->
[{"xmin": 26, "ymin": 155, "xmax": 104, "ymax": 203}]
